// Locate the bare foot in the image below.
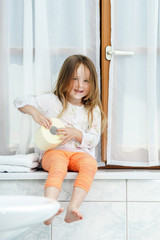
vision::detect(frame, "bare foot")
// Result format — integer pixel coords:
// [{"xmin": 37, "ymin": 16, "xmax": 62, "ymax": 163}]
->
[
  {"xmin": 44, "ymin": 207, "xmax": 64, "ymax": 225},
  {"xmin": 64, "ymin": 206, "xmax": 83, "ymax": 223}
]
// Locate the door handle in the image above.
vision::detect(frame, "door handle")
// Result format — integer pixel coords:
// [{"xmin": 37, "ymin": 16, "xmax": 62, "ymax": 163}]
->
[{"xmin": 106, "ymin": 46, "xmax": 134, "ymax": 60}]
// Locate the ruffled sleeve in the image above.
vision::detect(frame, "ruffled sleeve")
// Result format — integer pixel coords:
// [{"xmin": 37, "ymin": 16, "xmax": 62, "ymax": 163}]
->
[{"xmin": 14, "ymin": 93, "xmax": 53, "ymax": 115}]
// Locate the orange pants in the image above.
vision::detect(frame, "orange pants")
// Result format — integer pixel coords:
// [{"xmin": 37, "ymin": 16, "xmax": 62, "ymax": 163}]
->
[{"xmin": 42, "ymin": 150, "xmax": 97, "ymax": 192}]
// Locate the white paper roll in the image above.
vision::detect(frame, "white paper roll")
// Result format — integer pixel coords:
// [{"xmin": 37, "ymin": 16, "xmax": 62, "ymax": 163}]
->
[{"xmin": 34, "ymin": 118, "xmax": 64, "ymax": 151}]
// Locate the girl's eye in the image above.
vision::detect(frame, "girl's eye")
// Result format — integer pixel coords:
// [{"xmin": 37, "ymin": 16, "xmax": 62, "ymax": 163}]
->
[
  {"xmin": 73, "ymin": 78, "xmax": 78, "ymax": 81},
  {"xmin": 84, "ymin": 79, "xmax": 89, "ymax": 82}
]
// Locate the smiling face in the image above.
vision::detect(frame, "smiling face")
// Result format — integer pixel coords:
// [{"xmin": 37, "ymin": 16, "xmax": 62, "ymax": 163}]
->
[{"xmin": 67, "ymin": 63, "xmax": 91, "ymax": 106}]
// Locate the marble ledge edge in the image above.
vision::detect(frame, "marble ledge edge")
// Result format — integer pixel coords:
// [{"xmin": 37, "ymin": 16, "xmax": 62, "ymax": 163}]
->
[{"xmin": 1, "ymin": 169, "xmax": 160, "ymax": 180}]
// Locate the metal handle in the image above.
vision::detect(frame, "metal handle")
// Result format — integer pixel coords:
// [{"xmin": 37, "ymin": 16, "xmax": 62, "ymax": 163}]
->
[{"xmin": 106, "ymin": 46, "xmax": 134, "ymax": 60}]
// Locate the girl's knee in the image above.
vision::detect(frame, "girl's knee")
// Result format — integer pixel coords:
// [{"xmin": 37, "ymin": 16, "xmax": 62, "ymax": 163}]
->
[
  {"xmin": 92, "ymin": 158, "xmax": 98, "ymax": 169},
  {"xmin": 90, "ymin": 160, "xmax": 97, "ymax": 175},
  {"xmin": 80, "ymin": 156, "xmax": 97, "ymax": 174},
  {"xmin": 74, "ymin": 158, "xmax": 97, "ymax": 192},
  {"xmin": 88, "ymin": 159, "xmax": 97, "ymax": 173}
]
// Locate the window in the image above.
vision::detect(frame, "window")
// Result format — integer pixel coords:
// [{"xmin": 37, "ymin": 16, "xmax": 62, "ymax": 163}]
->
[{"xmin": 100, "ymin": 0, "xmax": 160, "ymax": 168}]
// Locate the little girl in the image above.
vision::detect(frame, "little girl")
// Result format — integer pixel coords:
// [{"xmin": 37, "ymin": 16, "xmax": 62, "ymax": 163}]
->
[{"xmin": 14, "ymin": 54, "xmax": 107, "ymax": 225}]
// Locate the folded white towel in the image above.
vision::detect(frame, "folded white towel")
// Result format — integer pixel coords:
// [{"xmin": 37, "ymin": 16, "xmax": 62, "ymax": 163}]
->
[
  {"xmin": 0, "ymin": 165, "xmax": 37, "ymax": 173},
  {"xmin": 0, "ymin": 153, "xmax": 40, "ymax": 168}
]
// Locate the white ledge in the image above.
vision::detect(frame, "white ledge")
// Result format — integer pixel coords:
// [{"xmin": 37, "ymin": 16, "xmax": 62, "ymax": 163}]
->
[{"xmin": 1, "ymin": 169, "xmax": 160, "ymax": 180}]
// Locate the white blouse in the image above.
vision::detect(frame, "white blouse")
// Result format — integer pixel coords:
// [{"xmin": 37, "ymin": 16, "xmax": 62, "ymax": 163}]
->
[{"xmin": 14, "ymin": 93, "xmax": 101, "ymax": 158}]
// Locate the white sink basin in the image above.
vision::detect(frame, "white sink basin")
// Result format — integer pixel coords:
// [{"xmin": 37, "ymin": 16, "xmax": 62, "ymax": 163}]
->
[{"xmin": 0, "ymin": 195, "xmax": 60, "ymax": 240}]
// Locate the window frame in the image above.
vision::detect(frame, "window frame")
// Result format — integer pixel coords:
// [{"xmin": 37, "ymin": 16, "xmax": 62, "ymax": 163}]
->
[{"xmin": 100, "ymin": 0, "xmax": 160, "ymax": 169}]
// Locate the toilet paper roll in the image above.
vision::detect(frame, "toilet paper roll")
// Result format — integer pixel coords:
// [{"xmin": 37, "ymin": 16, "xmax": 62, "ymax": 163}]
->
[{"xmin": 35, "ymin": 118, "xmax": 65, "ymax": 151}]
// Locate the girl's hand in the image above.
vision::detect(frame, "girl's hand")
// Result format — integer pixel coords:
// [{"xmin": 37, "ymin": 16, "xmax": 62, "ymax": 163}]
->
[
  {"xmin": 57, "ymin": 127, "xmax": 83, "ymax": 145},
  {"xmin": 19, "ymin": 105, "xmax": 52, "ymax": 129},
  {"xmin": 32, "ymin": 110, "xmax": 52, "ymax": 129}
]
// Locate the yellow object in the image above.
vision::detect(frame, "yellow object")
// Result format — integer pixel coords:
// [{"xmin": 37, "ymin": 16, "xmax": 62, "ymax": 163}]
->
[{"xmin": 35, "ymin": 118, "xmax": 64, "ymax": 151}]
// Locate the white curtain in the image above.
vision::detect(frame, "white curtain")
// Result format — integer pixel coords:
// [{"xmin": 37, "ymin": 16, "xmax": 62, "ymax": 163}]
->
[
  {"xmin": 0, "ymin": 0, "xmax": 9, "ymax": 154},
  {"xmin": 107, "ymin": 0, "xmax": 160, "ymax": 166},
  {"xmin": 0, "ymin": 0, "xmax": 100, "ymax": 158}
]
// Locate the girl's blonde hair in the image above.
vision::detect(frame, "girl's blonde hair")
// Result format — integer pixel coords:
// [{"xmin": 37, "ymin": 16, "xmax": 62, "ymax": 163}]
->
[{"xmin": 53, "ymin": 54, "xmax": 107, "ymax": 132}]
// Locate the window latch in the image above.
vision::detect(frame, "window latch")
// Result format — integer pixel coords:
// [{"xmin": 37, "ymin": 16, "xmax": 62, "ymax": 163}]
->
[{"xmin": 106, "ymin": 46, "xmax": 134, "ymax": 61}]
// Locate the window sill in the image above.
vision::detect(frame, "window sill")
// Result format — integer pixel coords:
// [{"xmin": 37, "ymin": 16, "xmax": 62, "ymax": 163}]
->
[{"xmin": 1, "ymin": 169, "xmax": 160, "ymax": 180}]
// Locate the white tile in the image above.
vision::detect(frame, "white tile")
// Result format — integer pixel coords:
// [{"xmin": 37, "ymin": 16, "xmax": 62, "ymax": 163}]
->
[
  {"xmin": 128, "ymin": 202, "xmax": 160, "ymax": 240},
  {"xmin": 0, "ymin": 179, "xmax": 126, "ymax": 201},
  {"xmin": 16, "ymin": 223, "xmax": 51, "ymax": 240},
  {"xmin": 0, "ymin": 180, "xmax": 45, "ymax": 195},
  {"xmin": 52, "ymin": 202, "xmax": 126, "ymax": 240},
  {"xmin": 59, "ymin": 179, "xmax": 126, "ymax": 201},
  {"xmin": 127, "ymin": 180, "xmax": 160, "ymax": 201}
]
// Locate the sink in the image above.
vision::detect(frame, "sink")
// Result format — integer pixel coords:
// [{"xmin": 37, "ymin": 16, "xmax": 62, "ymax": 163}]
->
[{"xmin": 0, "ymin": 195, "xmax": 60, "ymax": 240}]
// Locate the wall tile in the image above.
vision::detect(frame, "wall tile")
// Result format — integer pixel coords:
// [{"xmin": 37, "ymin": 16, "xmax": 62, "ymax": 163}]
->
[
  {"xmin": 59, "ymin": 179, "xmax": 126, "ymax": 201},
  {"xmin": 128, "ymin": 202, "xmax": 160, "ymax": 240},
  {"xmin": 52, "ymin": 202, "xmax": 126, "ymax": 240},
  {"xmin": 0, "ymin": 179, "xmax": 126, "ymax": 201},
  {"xmin": 16, "ymin": 224, "xmax": 51, "ymax": 240},
  {"xmin": 127, "ymin": 180, "xmax": 160, "ymax": 201},
  {"xmin": 0, "ymin": 180, "xmax": 45, "ymax": 196}
]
